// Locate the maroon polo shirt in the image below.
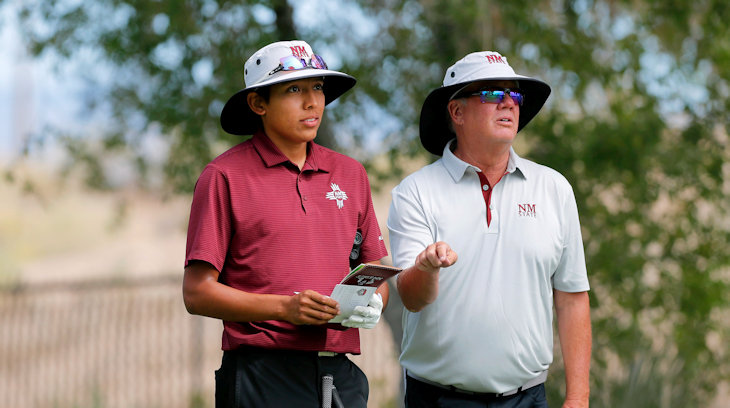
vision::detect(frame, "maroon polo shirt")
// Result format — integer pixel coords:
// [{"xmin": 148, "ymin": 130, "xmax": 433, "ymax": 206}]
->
[{"xmin": 185, "ymin": 132, "xmax": 387, "ymax": 354}]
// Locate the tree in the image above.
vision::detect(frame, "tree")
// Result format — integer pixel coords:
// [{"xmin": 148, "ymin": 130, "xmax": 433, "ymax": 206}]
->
[
  {"xmin": 15, "ymin": 0, "xmax": 303, "ymax": 191},
  {"xmin": 11, "ymin": 0, "xmax": 730, "ymax": 406}
]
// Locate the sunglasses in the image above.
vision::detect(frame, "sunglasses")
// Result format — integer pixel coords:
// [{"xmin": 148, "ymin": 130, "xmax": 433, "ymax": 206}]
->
[
  {"xmin": 466, "ymin": 88, "xmax": 524, "ymax": 105},
  {"xmin": 269, "ymin": 54, "xmax": 328, "ymax": 76}
]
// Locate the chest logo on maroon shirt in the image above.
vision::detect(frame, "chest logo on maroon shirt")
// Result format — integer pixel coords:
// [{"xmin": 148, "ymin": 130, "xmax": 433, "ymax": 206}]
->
[{"xmin": 325, "ymin": 183, "xmax": 348, "ymax": 209}]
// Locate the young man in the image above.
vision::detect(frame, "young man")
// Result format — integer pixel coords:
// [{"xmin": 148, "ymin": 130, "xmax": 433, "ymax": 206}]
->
[
  {"xmin": 388, "ymin": 51, "xmax": 591, "ymax": 407},
  {"xmin": 183, "ymin": 40, "xmax": 389, "ymax": 408}
]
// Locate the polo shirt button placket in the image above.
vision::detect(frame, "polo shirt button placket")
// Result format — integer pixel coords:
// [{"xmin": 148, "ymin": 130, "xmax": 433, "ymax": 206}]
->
[
  {"xmin": 296, "ymin": 175, "xmax": 308, "ymax": 212},
  {"xmin": 476, "ymin": 173, "xmax": 493, "ymax": 228},
  {"xmin": 488, "ymin": 203, "xmax": 499, "ymax": 232}
]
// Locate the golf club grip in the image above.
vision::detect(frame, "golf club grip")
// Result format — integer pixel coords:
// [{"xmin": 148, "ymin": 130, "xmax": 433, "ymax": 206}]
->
[{"xmin": 321, "ymin": 374, "xmax": 334, "ymax": 408}]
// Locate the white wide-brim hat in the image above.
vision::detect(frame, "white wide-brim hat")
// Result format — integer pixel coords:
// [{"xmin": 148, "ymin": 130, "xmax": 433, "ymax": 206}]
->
[
  {"xmin": 220, "ymin": 40, "xmax": 356, "ymax": 135},
  {"xmin": 420, "ymin": 51, "xmax": 551, "ymax": 156}
]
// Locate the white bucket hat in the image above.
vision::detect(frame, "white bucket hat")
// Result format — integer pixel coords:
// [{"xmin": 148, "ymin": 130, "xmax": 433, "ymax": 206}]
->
[
  {"xmin": 220, "ymin": 40, "xmax": 356, "ymax": 135},
  {"xmin": 419, "ymin": 51, "xmax": 551, "ymax": 155}
]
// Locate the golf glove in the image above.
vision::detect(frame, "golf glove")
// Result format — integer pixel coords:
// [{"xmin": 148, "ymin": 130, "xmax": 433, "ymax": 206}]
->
[{"xmin": 341, "ymin": 292, "xmax": 383, "ymax": 329}]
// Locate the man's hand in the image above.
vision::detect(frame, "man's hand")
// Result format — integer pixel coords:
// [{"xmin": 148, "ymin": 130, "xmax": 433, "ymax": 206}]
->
[
  {"xmin": 341, "ymin": 292, "xmax": 383, "ymax": 329},
  {"xmin": 414, "ymin": 241, "xmax": 458, "ymax": 274},
  {"xmin": 397, "ymin": 241, "xmax": 457, "ymax": 312},
  {"xmin": 284, "ymin": 290, "xmax": 340, "ymax": 325}
]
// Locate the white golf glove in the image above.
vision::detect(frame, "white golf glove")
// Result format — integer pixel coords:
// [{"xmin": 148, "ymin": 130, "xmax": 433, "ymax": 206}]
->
[{"xmin": 341, "ymin": 293, "xmax": 383, "ymax": 329}]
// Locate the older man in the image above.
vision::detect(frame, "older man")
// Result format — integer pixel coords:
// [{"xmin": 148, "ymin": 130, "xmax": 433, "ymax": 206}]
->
[{"xmin": 388, "ymin": 51, "xmax": 591, "ymax": 408}]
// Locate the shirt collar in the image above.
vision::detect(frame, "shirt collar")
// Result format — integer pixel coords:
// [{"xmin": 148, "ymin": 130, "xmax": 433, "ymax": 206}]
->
[
  {"xmin": 441, "ymin": 138, "xmax": 528, "ymax": 182},
  {"xmin": 251, "ymin": 131, "xmax": 329, "ymax": 172}
]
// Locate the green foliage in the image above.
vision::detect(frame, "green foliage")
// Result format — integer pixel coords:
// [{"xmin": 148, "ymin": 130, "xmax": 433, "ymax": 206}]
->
[
  {"xmin": 10, "ymin": 0, "xmax": 730, "ymax": 406},
  {"xmin": 16, "ymin": 0, "xmax": 293, "ymax": 192}
]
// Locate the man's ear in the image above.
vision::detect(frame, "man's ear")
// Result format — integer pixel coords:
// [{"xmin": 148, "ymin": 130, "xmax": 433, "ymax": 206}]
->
[
  {"xmin": 247, "ymin": 92, "xmax": 266, "ymax": 116},
  {"xmin": 447, "ymin": 99, "xmax": 464, "ymax": 125}
]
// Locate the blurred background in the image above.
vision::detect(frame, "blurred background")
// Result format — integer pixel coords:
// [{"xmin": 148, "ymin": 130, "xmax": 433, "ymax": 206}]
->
[{"xmin": 1, "ymin": 0, "xmax": 729, "ymax": 407}]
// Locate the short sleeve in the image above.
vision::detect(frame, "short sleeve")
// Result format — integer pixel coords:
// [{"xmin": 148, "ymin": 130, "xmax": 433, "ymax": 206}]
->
[
  {"xmin": 552, "ymin": 182, "xmax": 590, "ymax": 292},
  {"xmin": 355, "ymin": 165, "xmax": 388, "ymax": 263},
  {"xmin": 185, "ymin": 165, "xmax": 233, "ymax": 271},
  {"xmin": 387, "ymin": 177, "xmax": 435, "ymax": 270}
]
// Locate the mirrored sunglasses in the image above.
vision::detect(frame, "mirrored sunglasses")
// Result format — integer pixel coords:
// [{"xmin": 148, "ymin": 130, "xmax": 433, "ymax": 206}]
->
[
  {"xmin": 269, "ymin": 54, "xmax": 328, "ymax": 76},
  {"xmin": 467, "ymin": 88, "xmax": 524, "ymax": 105}
]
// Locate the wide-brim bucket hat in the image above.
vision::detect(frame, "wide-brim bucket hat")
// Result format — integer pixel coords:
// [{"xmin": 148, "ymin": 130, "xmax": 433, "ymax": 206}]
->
[
  {"xmin": 420, "ymin": 51, "xmax": 551, "ymax": 156},
  {"xmin": 220, "ymin": 40, "xmax": 356, "ymax": 135}
]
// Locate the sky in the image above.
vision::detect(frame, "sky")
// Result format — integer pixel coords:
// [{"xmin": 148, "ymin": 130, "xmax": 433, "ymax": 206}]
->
[
  {"xmin": 0, "ymin": 3, "xmax": 24, "ymax": 157},
  {"xmin": 0, "ymin": 2, "xmax": 99, "ymax": 163},
  {"xmin": 3, "ymin": 21, "xmax": 36, "ymax": 159}
]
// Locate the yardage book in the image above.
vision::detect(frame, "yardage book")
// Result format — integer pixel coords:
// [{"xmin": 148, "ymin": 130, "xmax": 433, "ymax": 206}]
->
[{"xmin": 328, "ymin": 264, "xmax": 402, "ymax": 324}]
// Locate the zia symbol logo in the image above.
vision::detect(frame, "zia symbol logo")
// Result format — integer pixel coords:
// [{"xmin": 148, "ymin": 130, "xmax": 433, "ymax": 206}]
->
[{"xmin": 326, "ymin": 183, "xmax": 348, "ymax": 209}]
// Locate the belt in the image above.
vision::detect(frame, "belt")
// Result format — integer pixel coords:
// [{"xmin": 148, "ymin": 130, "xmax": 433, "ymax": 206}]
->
[
  {"xmin": 227, "ymin": 347, "xmax": 340, "ymax": 358},
  {"xmin": 407, "ymin": 370, "xmax": 547, "ymax": 398}
]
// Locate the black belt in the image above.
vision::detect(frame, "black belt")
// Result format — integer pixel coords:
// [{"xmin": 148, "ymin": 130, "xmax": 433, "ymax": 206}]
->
[
  {"xmin": 226, "ymin": 346, "xmax": 342, "ymax": 358},
  {"xmin": 407, "ymin": 370, "xmax": 547, "ymax": 398}
]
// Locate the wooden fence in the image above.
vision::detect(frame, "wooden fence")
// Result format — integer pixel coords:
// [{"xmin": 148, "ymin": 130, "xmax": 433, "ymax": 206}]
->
[{"xmin": 0, "ymin": 276, "xmax": 402, "ymax": 408}]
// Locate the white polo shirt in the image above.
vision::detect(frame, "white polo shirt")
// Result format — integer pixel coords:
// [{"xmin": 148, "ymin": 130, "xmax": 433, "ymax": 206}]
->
[{"xmin": 388, "ymin": 139, "xmax": 589, "ymax": 393}]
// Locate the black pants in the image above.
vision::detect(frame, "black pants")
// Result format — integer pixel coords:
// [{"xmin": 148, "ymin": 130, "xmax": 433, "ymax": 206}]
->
[
  {"xmin": 405, "ymin": 374, "xmax": 548, "ymax": 408},
  {"xmin": 215, "ymin": 347, "xmax": 368, "ymax": 408}
]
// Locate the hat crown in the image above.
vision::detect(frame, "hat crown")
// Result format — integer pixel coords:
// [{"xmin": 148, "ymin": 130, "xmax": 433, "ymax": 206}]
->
[
  {"xmin": 443, "ymin": 51, "xmax": 517, "ymax": 87},
  {"xmin": 243, "ymin": 40, "xmax": 315, "ymax": 88}
]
